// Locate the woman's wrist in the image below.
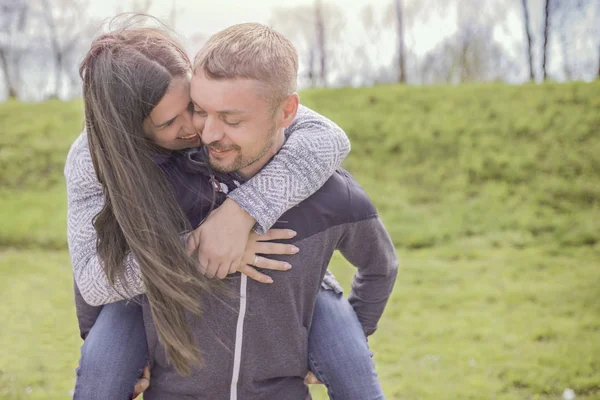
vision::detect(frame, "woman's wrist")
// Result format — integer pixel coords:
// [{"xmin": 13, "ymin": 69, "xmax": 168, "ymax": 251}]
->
[{"xmin": 222, "ymin": 198, "xmax": 256, "ymax": 231}]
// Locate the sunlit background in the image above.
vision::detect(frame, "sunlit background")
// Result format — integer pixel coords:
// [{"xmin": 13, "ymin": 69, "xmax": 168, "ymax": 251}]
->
[
  {"xmin": 1, "ymin": 0, "xmax": 599, "ymax": 399},
  {"xmin": 1, "ymin": 0, "xmax": 599, "ymax": 100}
]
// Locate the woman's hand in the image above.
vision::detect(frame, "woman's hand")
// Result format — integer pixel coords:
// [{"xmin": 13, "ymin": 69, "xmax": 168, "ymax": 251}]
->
[
  {"xmin": 304, "ymin": 371, "xmax": 322, "ymax": 385},
  {"xmin": 238, "ymin": 229, "xmax": 298, "ymax": 283},
  {"xmin": 186, "ymin": 198, "xmax": 255, "ymax": 279},
  {"xmin": 132, "ymin": 364, "xmax": 151, "ymax": 398},
  {"xmin": 186, "ymin": 198, "xmax": 298, "ymax": 283}
]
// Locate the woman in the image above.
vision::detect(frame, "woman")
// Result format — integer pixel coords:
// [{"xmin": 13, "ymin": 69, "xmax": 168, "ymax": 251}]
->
[{"xmin": 67, "ymin": 15, "xmax": 384, "ymax": 399}]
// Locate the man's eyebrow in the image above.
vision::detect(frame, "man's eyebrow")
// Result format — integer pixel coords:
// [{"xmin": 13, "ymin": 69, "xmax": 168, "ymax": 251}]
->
[
  {"xmin": 218, "ymin": 109, "xmax": 246, "ymax": 115},
  {"xmin": 190, "ymin": 102, "xmax": 245, "ymax": 116}
]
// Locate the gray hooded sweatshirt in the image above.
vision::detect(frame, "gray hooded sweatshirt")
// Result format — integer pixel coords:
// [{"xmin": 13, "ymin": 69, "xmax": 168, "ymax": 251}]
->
[{"xmin": 140, "ymin": 151, "xmax": 398, "ymax": 400}]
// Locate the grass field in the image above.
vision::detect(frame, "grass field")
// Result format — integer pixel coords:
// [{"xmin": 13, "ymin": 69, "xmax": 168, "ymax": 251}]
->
[{"xmin": 1, "ymin": 81, "xmax": 599, "ymax": 399}]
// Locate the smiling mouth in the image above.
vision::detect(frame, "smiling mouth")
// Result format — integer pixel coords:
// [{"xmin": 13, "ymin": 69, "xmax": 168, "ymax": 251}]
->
[
  {"xmin": 177, "ymin": 134, "xmax": 199, "ymax": 141},
  {"xmin": 208, "ymin": 147, "xmax": 234, "ymax": 156}
]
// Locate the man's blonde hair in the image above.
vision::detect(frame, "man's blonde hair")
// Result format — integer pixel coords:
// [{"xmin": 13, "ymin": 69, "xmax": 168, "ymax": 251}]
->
[{"xmin": 193, "ymin": 23, "xmax": 298, "ymax": 107}]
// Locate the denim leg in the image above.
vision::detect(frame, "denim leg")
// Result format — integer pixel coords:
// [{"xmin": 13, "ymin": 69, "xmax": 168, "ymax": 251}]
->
[
  {"xmin": 308, "ymin": 288, "xmax": 385, "ymax": 400},
  {"xmin": 73, "ymin": 299, "xmax": 148, "ymax": 400}
]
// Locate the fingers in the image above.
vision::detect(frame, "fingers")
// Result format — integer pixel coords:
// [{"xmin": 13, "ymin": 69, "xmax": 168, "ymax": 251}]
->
[
  {"xmin": 239, "ymin": 264, "xmax": 273, "ymax": 284},
  {"xmin": 304, "ymin": 371, "xmax": 322, "ymax": 385},
  {"xmin": 253, "ymin": 255, "xmax": 292, "ymax": 271},
  {"xmin": 201, "ymin": 259, "xmax": 241, "ymax": 280},
  {"xmin": 228, "ymin": 256, "xmax": 243, "ymax": 275},
  {"xmin": 134, "ymin": 376, "xmax": 149, "ymax": 394},
  {"xmin": 133, "ymin": 364, "xmax": 151, "ymax": 394},
  {"xmin": 185, "ymin": 232, "xmax": 199, "ymax": 257},
  {"xmin": 198, "ymin": 253, "xmax": 209, "ymax": 275},
  {"xmin": 204, "ymin": 260, "xmax": 220, "ymax": 279},
  {"xmin": 253, "ymin": 241, "xmax": 299, "ymax": 256},
  {"xmin": 215, "ymin": 262, "xmax": 230, "ymax": 280},
  {"xmin": 254, "ymin": 229, "xmax": 297, "ymax": 242}
]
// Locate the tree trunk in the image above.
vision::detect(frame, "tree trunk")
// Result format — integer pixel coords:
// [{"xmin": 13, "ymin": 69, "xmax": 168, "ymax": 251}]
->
[
  {"xmin": 542, "ymin": 0, "xmax": 551, "ymax": 81},
  {"xmin": 0, "ymin": 48, "xmax": 18, "ymax": 98},
  {"xmin": 315, "ymin": 0, "xmax": 327, "ymax": 87},
  {"xmin": 395, "ymin": 0, "xmax": 406, "ymax": 84},
  {"xmin": 54, "ymin": 51, "xmax": 63, "ymax": 99},
  {"xmin": 521, "ymin": 0, "xmax": 535, "ymax": 81},
  {"xmin": 597, "ymin": 42, "xmax": 600, "ymax": 80},
  {"xmin": 40, "ymin": 0, "xmax": 62, "ymax": 98},
  {"xmin": 308, "ymin": 39, "xmax": 317, "ymax": 87}
]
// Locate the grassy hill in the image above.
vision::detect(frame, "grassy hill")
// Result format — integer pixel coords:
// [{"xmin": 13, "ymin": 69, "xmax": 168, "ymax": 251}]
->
[{"xmin": 1, "ymin": 82, "xmax": 599, "ymax": 399}]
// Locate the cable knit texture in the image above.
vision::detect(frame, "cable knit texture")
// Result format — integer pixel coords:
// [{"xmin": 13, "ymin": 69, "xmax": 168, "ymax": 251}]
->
[{"xmin": 65, "ymin": 105, "xmax": 350, "ymax": 306}]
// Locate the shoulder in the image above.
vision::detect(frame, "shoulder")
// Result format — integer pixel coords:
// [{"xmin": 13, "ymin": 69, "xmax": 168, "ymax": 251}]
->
[
  {"xmin": 278, "ymin": 169, "xmax": 378, "ymax": 238},
  {"xmin": 327, "ymin": 169, "xmax": 378, "ymax": 221}
]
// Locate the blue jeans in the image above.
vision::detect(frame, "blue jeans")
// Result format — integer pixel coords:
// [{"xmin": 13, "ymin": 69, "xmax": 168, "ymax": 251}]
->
[
  {"xmin": 73, "ymin": 288, "xmax": 384, "ymax": 400},
  {"xmin": 72, "ymin": 299, "xmax": 148, "ymax": 400},
  {"xmin": 308, "ymin": 289, "xmax": 385, "ymax": 399}
]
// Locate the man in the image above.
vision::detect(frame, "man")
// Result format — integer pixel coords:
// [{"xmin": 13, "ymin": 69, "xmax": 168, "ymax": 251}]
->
[{"xmin": 138, "ymin": 23, "xmax": 398, "ymax": 399}]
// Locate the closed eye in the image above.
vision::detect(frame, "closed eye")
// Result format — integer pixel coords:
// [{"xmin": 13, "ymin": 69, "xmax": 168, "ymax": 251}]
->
[{"xmin": 157, "ymin": 117, "xmax": 176, "ymax": 129}]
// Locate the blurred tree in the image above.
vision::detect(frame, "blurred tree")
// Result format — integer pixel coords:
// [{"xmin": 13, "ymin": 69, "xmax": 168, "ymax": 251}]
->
[
  {"xmin": 419, "ymin": 0, "xmax": 515, "ymax": 84},
  {"xmin": 553, "ymin": 0, "xmax": 599, "ymax": 81},
  {"xmin": 380, "ymin": 0, "xmax": 452, "ymax": 85},
  {"xmin": 359, "ymin": 3, "xmax": 388, "ymax": 85},
  {"xmin": 0, "ymin": 0, "xmax": 29, "ymax": 99},
  {"xmin": 270, "ymin": 2, "xmax": 345, "ymax": 88},
  {"xmin": 520, "ymin": 0, "xmax": 535, "ymax": 82},
  {"xmin": 394, "ymin": 0, "xmax": 406, "ymax": 84},
  {"xmin": 542, "ymin": 0, "xmax": 551, "ymax": 81},
  {"xmin": 315, "ymin": 0, "xmax": 327, "ymax": 87},
  {"xmin": 38, "ymin": 0, "xmax": 93, "ymax": 99}
]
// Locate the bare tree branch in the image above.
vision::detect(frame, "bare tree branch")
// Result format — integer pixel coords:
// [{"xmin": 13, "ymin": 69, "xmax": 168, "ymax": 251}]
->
[
  {"xmin": 542, "ymin": 0, "xmax": 551, "ymax": 81},
  {"xmin": 521, "ymin": 0, "xmax": 535, "ymax": 82}
]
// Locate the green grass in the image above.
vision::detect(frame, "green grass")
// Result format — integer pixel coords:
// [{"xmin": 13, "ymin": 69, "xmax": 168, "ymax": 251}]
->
[{"xmin": 1, "ymin": 82, "xmax": 599, "ymax": 399}]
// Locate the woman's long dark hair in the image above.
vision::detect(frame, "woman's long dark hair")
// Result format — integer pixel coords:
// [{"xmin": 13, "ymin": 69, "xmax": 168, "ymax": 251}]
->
[{"xmin": 79, "ymin": 15, "xmax": 211, "ymax": 375}]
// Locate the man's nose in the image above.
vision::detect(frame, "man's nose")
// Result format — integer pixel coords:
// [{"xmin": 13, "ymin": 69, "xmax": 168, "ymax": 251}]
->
[{"xmin": 201, "ymin": 116, "xmax": 225, "ymax": 144}]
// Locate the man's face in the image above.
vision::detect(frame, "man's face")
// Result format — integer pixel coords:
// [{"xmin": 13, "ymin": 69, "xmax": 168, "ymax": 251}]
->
[
  {"xmin": 189, "ymin": 70, "xmax": 281, "ymax": 177},
  {"xmin": 144, "ymin": 76, "xmax": 201, "ymax": 150}
]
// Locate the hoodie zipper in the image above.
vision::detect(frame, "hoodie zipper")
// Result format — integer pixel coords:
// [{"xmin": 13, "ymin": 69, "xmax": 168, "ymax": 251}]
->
[{"xmin": 230, "ymin": 274, "xmax": 248, "ymax": 400}]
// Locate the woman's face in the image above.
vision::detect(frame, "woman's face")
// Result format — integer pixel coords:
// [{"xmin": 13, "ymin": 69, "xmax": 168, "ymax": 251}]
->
[{"xmin": 144, "ymin": 76, "xmax": 201, "ymax": 150}]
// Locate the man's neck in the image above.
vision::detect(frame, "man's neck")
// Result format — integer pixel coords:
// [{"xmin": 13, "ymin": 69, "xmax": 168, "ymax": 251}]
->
[{"xmin": 238, "ymin": 130, "xmax": 286, "ymax": 179}]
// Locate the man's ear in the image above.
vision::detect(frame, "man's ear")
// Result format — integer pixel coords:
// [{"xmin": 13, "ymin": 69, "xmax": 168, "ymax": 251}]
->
[{"xmin": 280, "ymin": 93, "xmax": 299, "ymax": 129}]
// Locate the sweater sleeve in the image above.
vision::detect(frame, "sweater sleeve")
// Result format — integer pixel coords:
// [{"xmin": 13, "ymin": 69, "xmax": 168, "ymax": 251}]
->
[
  {"xmin": 65, "ymin": 133, "xmax": 146, "ymax": 306},
  {"xmin": 73, "ymin": 280, "xmax": 101, "ymax": 339},
  {"xmin": 337, "ymin": 216, "xmax": 399, "ymax": 336},
  {"xmin": 227, "ymin": 105, "xmax": 350, "ymax": 234}
]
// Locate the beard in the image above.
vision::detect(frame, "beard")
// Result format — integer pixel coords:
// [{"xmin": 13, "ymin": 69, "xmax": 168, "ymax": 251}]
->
[{"xmin": 206, "ymin": 123, "xmax": 278, "ymax": 174}]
